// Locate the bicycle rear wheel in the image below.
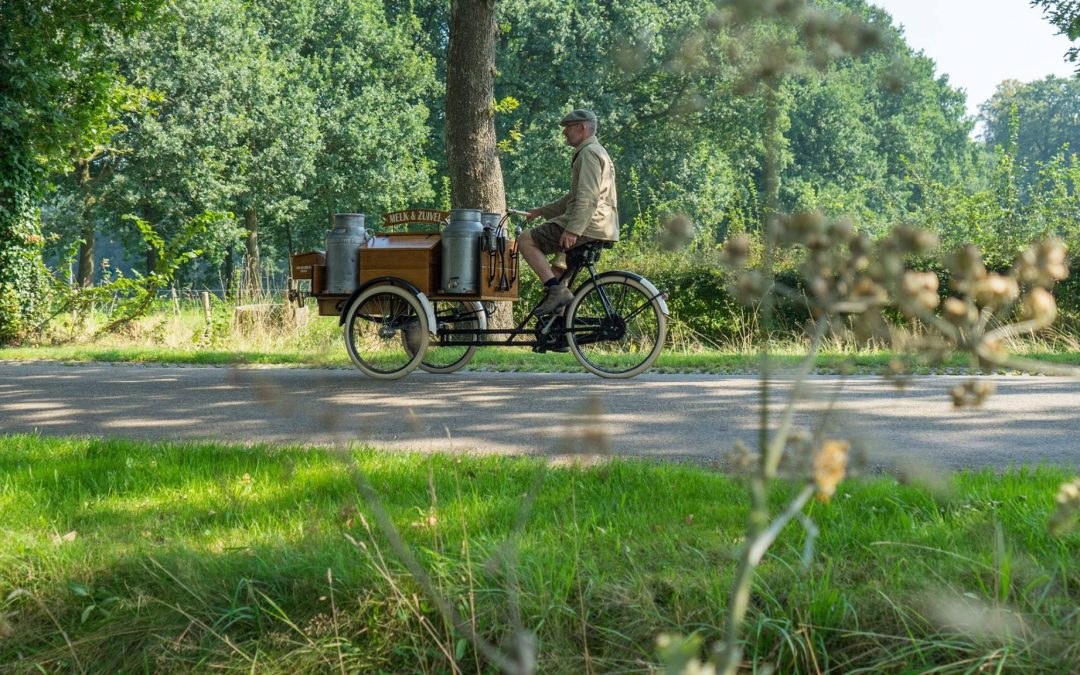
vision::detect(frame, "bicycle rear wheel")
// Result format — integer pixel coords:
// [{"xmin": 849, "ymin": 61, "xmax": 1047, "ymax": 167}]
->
[
  {"xmin": 411, "ymin": 300, "xmax": 485, "ymax": 373},
  {"xmin": 565, "ymin": 272, "xmax": 667, "ymax": 378}
]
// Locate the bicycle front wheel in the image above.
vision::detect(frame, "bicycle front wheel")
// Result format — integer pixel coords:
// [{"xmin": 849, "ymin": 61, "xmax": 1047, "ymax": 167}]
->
[
  {"xmin": 343, "ymin": 284, "xmax": 429, "ymax": 379},
  {"xmin": 565, "ymin": 273, "xmax": 667, "ymax": 379}
]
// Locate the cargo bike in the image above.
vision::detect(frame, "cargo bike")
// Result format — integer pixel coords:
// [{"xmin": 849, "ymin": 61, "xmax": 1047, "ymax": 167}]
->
[{"xmin": 289, "ymin": 209, "xmax": 669, "ymax": 380}]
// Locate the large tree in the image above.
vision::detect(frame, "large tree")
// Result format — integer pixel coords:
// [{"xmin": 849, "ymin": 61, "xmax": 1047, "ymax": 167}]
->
[
  {"xmin": 0, "ymin": 0, "xmax": 164, "ymax": 342},
  {"xmin": 980, "ymin": 76, "xmax": 1080, "ymax": 171},
  {"xmin": 445, "ymin": 0, "xmax": 506, "ymax": 213},
  {"xmin": 53, "ymin": 0, "xmax": 437, "ymax": 290},
  {"xmin": 444, "ymin": 0, "xmax": 514, "ymax": 327},
  {"xmin": 254, "ymin": 0, "xmax": 438, "ymax": 247},
  {"xmin": 109, "ymin": 0, "xmax": 320, "ymax": 294}
]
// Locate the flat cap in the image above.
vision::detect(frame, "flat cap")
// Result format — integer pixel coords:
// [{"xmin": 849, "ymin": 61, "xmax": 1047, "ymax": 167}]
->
[{"xmin": 559, "ymin": 109, "xmax": 597, "ymax": 125}]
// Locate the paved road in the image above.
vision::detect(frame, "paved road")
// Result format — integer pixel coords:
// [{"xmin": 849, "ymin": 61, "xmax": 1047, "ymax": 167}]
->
[{"xmin": 0, "ymin": 362, "xmax": 1078, "ymax": 470}]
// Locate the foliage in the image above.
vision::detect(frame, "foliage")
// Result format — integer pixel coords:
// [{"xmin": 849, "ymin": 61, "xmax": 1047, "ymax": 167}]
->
[
  {"xmin": 1032, "ymin": 0, "xmax": 1080, "ymax": 64},
  {"xmin": 396, "ymin": 0, "xmax": 974, "ymax": 245},
  {"xmin": 45, "ymin": 212, "xmax": 215, "ymax": 337},
  {"xmin": 980, "ymin": 75, "xmax": 1080, "ymax": 174},
  {"xmin": 39, "ymin": 0, "xmax": 437, "ymax": 287},
  {"xmin": 101, "ymin": 0, "xmax": 320, "ymax": 277},
  {"xmin": 0, "ymin": 0, "xmax": 165, "ymax": 343},
  {"xmin": 913, "ymin": 113, "xmax": 1080, "ymax": 269},
  {"xmin": 253, "ymin": 0, "xmax": 438, "ymax": 249}
]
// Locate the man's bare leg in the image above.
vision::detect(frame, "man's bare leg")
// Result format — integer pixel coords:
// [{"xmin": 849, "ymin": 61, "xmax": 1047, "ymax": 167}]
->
[{"xmin": 517, "ymin": 231, "xmax": 556, "ymax": 284}]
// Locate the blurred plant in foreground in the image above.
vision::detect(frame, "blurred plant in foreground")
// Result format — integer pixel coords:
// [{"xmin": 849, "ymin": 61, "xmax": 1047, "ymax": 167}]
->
[
  {"xmin": 706, "ymin": 211, "xmax": 1076, "ymax": 673},
  {"xmin": 653, "ymin": 1, "xmax": 1080, "ymax": 673}
]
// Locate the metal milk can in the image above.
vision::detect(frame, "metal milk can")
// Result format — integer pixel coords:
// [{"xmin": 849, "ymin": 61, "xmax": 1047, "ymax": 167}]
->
[
  {"xmin": 441, "ymin": 208, "xmax": 483, "ymax": 294},
  {"xmin": 325, "ymin": 213, "xmax": 369, "ymax": 294},
  {"xmin": 480, "ymin": 212, "xmax": 501, "ymax": 253}
]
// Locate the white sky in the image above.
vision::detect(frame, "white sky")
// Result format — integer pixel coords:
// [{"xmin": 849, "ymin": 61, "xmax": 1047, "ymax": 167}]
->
[{"xmin": 871, "ymin": 0, "xmax": 1077, "ymax": 118}]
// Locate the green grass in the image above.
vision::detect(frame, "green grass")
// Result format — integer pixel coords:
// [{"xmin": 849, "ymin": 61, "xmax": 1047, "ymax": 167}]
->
[
  {"xmin": 18, "ymin": 303, "xmax": 1080, "ymax": 374},
  {"xmin": 2, "ymin": 435, "xmax": 1079, "ymax": 673},
  {"xmin": 5, "ymin": 343, "xmax": 1080, "ymax": 375}
]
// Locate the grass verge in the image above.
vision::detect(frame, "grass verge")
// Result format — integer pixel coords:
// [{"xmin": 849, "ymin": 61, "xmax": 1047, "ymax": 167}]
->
[
  {"xmin": 4, "ymin": 344, "xmax": 1080, "ymax": 374},
  {"xmin": 2, "ymin": 435, "xmax": 1078, "ymax": 673}
]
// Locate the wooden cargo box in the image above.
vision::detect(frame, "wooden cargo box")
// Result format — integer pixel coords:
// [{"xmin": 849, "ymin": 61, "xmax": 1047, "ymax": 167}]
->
[
  {"xmin": 290, "ymin": 251, "xmax": 325, "ymax": 280},
  {"xmin": 359, "ymin": 233, "xmax": 441, "ymax": 294}
]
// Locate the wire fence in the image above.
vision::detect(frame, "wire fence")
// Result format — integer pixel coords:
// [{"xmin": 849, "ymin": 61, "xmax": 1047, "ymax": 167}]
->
[{"xmin": 151, "ymin": 287, "xmax": 291, "ymax": 300}]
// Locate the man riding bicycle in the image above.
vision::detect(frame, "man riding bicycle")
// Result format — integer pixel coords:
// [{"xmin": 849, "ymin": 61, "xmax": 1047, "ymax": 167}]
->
[{"xmin": 519, "ymin": 109, "xmax": 619, "ymax": 316}]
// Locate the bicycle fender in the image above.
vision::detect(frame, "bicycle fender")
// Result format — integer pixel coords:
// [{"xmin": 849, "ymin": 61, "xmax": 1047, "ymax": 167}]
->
[
  {"xmin": 414, "ymin": 292, "xmax": 438, "ymax": 339},
  {"xmin": 338, "ymin": 277, "xmax": 439, "ymax": 337},
  {"xmin": 594, "ymin": 271, "xmax": 670, "ymax": 316}
]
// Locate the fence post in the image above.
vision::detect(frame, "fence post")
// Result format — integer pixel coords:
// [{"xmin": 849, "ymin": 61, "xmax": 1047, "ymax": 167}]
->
[
  {"xmin": 171, "ymin": 286, "xmax": 180, "ymax": 316},
  {"xmin": 201, "ymin": 291, "xmax": 212, "ymax": 325}
]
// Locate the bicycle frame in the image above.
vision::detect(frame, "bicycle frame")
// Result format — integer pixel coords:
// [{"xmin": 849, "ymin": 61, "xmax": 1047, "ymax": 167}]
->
[{"xmin": 429, "ymin": 244, "xmax": 657, "ymax": 350}]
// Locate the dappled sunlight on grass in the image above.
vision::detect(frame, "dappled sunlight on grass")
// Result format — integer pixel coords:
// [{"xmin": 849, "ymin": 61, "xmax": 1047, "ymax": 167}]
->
[{"xmin": 2, "ymin": 435, "xmax": 1079, "ymax": 672}]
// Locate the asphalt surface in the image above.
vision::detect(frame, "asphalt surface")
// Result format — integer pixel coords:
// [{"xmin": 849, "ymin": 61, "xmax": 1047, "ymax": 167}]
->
[{"xmin": 1, "ymin": 361, "xmax": 1078, "ymax": 470}]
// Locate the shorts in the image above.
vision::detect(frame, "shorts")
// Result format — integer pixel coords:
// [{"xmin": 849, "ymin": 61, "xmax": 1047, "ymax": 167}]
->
[{"xmin": 527, "ymin": 221, "xmax": 595, "ymax": 255}]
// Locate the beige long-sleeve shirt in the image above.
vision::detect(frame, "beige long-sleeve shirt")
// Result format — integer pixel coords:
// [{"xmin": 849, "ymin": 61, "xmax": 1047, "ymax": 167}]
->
[{"xmin": 537, "ymin": 136, "xmax": 619, "ymax": 240}]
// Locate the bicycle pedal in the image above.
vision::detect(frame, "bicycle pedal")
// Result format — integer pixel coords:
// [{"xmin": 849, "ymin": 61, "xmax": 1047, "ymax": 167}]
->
[{"xmin": 537, "ymin": 314, "xmax": 561, "ymax": 335}]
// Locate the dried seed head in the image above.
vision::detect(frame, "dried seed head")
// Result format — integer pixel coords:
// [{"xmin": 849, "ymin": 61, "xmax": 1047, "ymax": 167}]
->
[
  {"xmin": 1016, "ymin": 239, "xmax": 1069, "ymax": 288},
  {"xmin": 724, "ymin": 439, "xmax": 758, "ymax": 473},
  {"xmin": 941, "ymin": 297, "xmax": 975, "ymax": 326},
  {"xmin": 723, "ymin": 234, "xmax": 752, "ymax": 265},
  {"xmin": 901, "ymin": 271, "xmax": 940, "ymax": 313},
  {"xmin": 894, "ymin": 225, "xmax": 938, "ymax": 255},
  {"xmin": 814, "ymin": 439, "xmax": 849, "ymax": 502},
  {"xmin": 947, "ymin": 245, "xmax": 988, "ymax": 288},
  {"xmin": 807, "ymin": 275, "xmax": 829, "ymax": 300},
  {"xmin": 614, "ymin": 40, "xmax": 647, "ymax": 73},
  {"xmin": 981, "ymin": 336, "xmax": 1004, "ymax": 355},
  {"xmin": 1050, "ymin": 477, "xmax": 1080, "ymax": 535},
  {"xmin": 666, "ymin": 214, "xmax": 695, "ymax": 240},
  {"xmin": 1019, "ymin": 287, "xmax": 1057, "ymax": 327},
  {"xmin": 949, "ymin": 380, "xmax": 995, "ymax": 408},
  {"xmin": 851, "ymin": 310, "xmax": 888, "ymax": 343},
  {"xmin": 973, "ymin": 274, "xmax": 1020, "ymax": 308},
  {"xmin": 850, "ymin": 231, "xmax": 873, "ymax": 257},
  {"xmin": 828, "ymin": 218, "xmax": 855, "ymax": 244},
  {"xmin": 883, "ymin": 357, "xmax": 911, "ymax": 389},
  {"xmin": 849, "ymin": 277, "xmax": 887, "ymax": 303},
  {"xmin": 1040, "ymin": 240, "xmax": 1069, "ymax": 280},
  {"xmin": 734, "ymin": 271, "xmax": 768, "ymax": 306},
  {"xmin": 659, "ymin": 213, "xmax": 696, "ymax": 251},
  {"xmin": 778, "ymin": 429, "xmax": 816, "ymax": 475},
  {"xmin": 902, "ymin": 271, "xmax": 937, "ymax": 293}
]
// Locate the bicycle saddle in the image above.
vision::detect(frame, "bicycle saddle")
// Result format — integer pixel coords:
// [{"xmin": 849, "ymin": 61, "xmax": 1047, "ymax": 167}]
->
[{"xmin": 567, "ymin": 240, "xmax": 614, "ymax": 267}]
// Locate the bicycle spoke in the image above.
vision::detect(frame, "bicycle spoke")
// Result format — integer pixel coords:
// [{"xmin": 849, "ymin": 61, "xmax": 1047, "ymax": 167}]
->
[{"xmin": 567, "ymin": 274, "xmax": 666, "ymax": 378}]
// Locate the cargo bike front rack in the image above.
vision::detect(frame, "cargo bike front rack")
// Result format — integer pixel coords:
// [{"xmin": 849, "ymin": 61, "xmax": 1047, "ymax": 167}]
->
[{"xmin": 290, "ymin": 209, "xmax": 669, "ymax": 380}]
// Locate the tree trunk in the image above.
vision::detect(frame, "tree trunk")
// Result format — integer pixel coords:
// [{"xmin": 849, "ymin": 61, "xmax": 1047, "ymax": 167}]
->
[
  {"xmin": 77, "ymin": 224, "xmax": 95, "ymax": 288},
  {"xmin": 446, "ymin": 0, "xmax": 505, "ymax": 211},
  {"xmin": 445, "ymin": 0, "xmax": 512, "ymax": 327},
  {"xmin": 224, "ymin": 244, "xmax": 235, "ymax": 298},
  {"xmin": 75, "ymin": 159, "xmax": 95, "ymax": 287},
  {"xmin": 244, "ymin": 208, "xmax": 262, "ymax": 299}
]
